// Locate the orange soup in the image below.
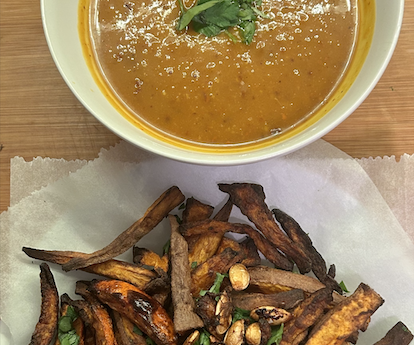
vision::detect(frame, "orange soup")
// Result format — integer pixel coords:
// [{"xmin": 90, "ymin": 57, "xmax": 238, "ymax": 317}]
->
[{"xmin": 81, "ymin": 0, "xmax": 364, "ymax": 146}]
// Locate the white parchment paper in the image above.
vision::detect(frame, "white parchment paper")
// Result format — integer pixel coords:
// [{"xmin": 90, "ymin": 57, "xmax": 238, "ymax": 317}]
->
[{"xmin": 1, "ymin": 140, "xmax": 413, "ymax": 344}]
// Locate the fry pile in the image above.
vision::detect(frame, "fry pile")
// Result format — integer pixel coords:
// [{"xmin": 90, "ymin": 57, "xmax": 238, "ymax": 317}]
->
[{"xmin": 23, "ymin": 183, "xmax": 413, "ymax": 345}]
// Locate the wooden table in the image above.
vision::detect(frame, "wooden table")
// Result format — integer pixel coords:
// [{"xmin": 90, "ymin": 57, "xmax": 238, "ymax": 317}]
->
[{"xmin": 1, "ymin": 0, "xmax": 413, "ymax": 213}]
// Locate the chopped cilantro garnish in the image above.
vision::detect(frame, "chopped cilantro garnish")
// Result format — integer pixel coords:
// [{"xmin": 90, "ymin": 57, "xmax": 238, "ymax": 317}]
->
[
  {"xmin": 209, "ymin": 272, "xmax": 227, "ymax": 294},
  {"xmin": 266, "ymin": 324, "xmax": 284, "ymax": 345},
  {"xmin": 191, "ymin": 261, "xmax": 198, "ymax": 269},
  {"xmin": 163, "ymin": 239, "xmax": 171, "ymax": 255},
  {"xmin": 199, "ymin": 272, "xmax": 228, "ymax": 297},
  {"xmin": 232, "ymin": 307, "xmax": 254, "ymax": 324},
  {"xmin": 339, "ymin": 280, "xmax": 349, "ymax": 293},
  {"xmin": 58, "ymin": 306, "xmax": 80, "ymax": 345},
  {"xmin": 59, "ymin": 330, "xmax": 80, "ymax": 345},
  {"xmin": 199, "ymin": 329, "xmax": 211, "ymax": 345},
  {"xmin": 176, "ymin": 0, "xmax": 267, "ymax": 44}
]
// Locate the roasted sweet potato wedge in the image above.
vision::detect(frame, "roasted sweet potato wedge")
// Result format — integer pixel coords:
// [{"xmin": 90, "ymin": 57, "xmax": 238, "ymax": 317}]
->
[
  {"xmin": 181, "ymin": 220, "xmax": 292, "ymax": 270},
  {"xmin": 213, "ymin": 197, "xmax": 233, "ymax": 222},
  {"xmin": 280, "ymin": 287, "xmax": 333, "ymax": 345},
  {"xmin": 188, "ymin": 232, "xmax": 225, "ymax": 269},
  {"xmin": 186, "ymin": 198, "xmax": 234, "ymax": 267},
  {"xmin": 62, "ymin": 186, "xmax": 185, "ymax": 271},
  {"xmin": 89, "ymin": 279, "xmax": 177, "ymax": 345},
  {"xmin": 373, "ymin": 321, "xmax": 414, "ymax": 345},
  {"xmin": 306, "ymin": 283, "xmax": 384, "ymax": 344},
  {"xmin": 218, "ymin": 183, "xmax": 311, "ymax": 273},
  {"xmin": 272, "ymin": 208, "xmax": 342, "ymax": 293},
  {"xmin": 133, "ymin": 246, "xmax": 169, "ymax": 273},
  {"xmin": 23, "ymin": 247, "xmax": 157, "ymax": 290},
  {"xmin": 248, "ymin": 266, "xmax": 344, "ymax": 304},
  {"xmin": 182, "ymin": 197, "xmax": 214, "ymax": 224},
  {"xmin": 30, "ymin": 263, "xmax": 59, "ymax": 345},
  {"xmin": 231, "ymin": 289, "xmax": 304, "ymax": 311},
  {"xmin": 112, "ymin": 309, "xmax": 147, "ymax": 345},
  {"xmin": 169, "ymin": 214, "xmax": 204, "ymax": 333}
]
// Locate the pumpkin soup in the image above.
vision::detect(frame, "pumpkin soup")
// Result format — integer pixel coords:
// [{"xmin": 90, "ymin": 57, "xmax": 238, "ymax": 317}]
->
[{"xmin": 83, "ymin": 0, "xmax": 362, "ymax": 146}]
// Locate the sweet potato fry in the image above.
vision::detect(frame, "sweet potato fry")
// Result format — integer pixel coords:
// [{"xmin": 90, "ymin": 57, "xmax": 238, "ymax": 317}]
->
[
  {"xmin": 213, "ymin": 197, "xmax": 233, "ymax": 222},
  {"xmin": 23, "ymin": 247, "xmax": 157, "ymax": 290},
  {"xmin": 215, "ymin": 236, "xmax": 240, "ymax": 252},
  {"xmin": 238, "ymin": 237, "xmax": 261, "ymax": 267},
  {"xmin": 306, "ymin": 283, "xmax": 384, "ymax": 345},
  {"xmin": 89, "ymin": 279, "xmax": 177, "ymax": 345},
  {"xmin": 182, "ymin": 197, "xmax": 214, "ymax": 224},
  {"xmin": 72, "ymin": 280, "xmax": 118, "ymax": 344},
  {"xmin": 231, "ymin": 289, "xmax": 304, "ymax": 311},
  {"xmin": 373, "ymin": 321, "xmax": 414, "ymax": 345},
  {"xmin": 30, "ymin": 263, "xmax": 59, "ymax": 345},
  {"xmin": 188, "ymin": 232, "xmax": 225, "ymax": 268},
  {"xmin": 218, "ymin": 183, "xmax": 311, "ymax": 273},
  {"xmin": 248, "ymin": 266, "xmax": 344, "ymax": 304},
  {"xmin": 89, "ymin": 301, "xmax": 118, "ymax": 344},
  {"xmin": 133, "ymin": 246, "xmax": 169, "ymax": 273},
  {"xmin": 112, "ymin": 309, "xmax": 147, "ymax": 345},
  {"xmin": 272, "ymin": 208, "xmax": 342, "ymax": 293},
  {"xmin": 181, "ymin": 220, "xmax": 293, "ymax": 270},
  {"xmin": 169, "ymin": 214, "xmax": 204, "ymax": 333},
  {"xmin": 280, "ymin": 287, "xmax": 333, "ymax": 345},
  {"xmin": 191, "ymin": 247, "xmax": 243, "ymax": 295},
  {"xmin": 186, "ymin": 197, "xmax": 234, "ymax": 267},
  {"xmin": 62, "ymin": 186, "xmax": 185, "ymax": 271}
]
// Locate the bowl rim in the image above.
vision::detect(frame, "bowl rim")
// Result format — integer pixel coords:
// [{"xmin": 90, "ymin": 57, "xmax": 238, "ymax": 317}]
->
[{"xmin": 40, "ymin": 0, "xmax": 405, "ymax": 165}]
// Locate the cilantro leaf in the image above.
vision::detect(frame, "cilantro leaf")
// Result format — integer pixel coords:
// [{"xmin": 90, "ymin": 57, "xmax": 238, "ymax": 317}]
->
[
  {"xmin": 199, "ymin": 329, "xmax": 211, "ymax": 345},
  {"xmin": 193, "ymin": 0, "xmax": 240, "ymax": 28},
  {"xmin": 232, "ymin": 307, "xmax": 255, "ymax": 324},
  {"xmin": 177, "ymin": 0, "xmax": 222, "ymax": 30},
  {"xmin": 59, "ymin": 330, "xmax": 80, "ymax": 345},
  {"xmin": 209, "ymin": 272, "xmax": 227, "ymax": 294},
  {"xmin": 339, "ymin": 280, "xmax": 349, "ymax": 293},
  {"xmin": 59, "ymin": 316, "xmax": 73, "ymax": 333},
  {"xmin": 58, "ymin": 306, "xmax": 80, "ymax": 345},
  {"xmin": 266, "ymin": 324, "xmax": 284, "ymax": 345},
  {"xmin": 199, "ymin": 272, "xmax": 227, "ymax": 297},
  {"xmin": 238, "ymin": 20, "xmax": 256, "ymax": 44}
]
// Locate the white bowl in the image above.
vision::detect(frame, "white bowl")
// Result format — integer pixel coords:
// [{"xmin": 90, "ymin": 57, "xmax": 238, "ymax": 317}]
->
[{"xmin": 41, "ymin": 0, "xmax": 404, "ymax": 165}]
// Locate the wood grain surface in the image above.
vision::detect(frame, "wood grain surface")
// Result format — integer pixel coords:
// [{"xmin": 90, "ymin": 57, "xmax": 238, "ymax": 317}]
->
[{"xmin": 1, "ymin": 0, "xmax": 413, "ymax": 213}]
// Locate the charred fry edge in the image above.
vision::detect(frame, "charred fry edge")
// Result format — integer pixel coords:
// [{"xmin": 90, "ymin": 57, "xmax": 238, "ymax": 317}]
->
[
  {"xmin": 373, "ymin": 321, "xmax": 414, "ymax": 345},
  {"xmin": 218, "ymin": 183, "xmax": 311, "ymax": 273},
  {"xmin": 272, "ymin": 208, "xmax": 342, "ymax": 293}
]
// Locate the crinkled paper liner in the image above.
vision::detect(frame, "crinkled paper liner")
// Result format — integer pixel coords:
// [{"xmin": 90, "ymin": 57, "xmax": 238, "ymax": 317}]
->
[{"xmin": 1, "ymin": 139, "xmax": 413, "ymax": 344}]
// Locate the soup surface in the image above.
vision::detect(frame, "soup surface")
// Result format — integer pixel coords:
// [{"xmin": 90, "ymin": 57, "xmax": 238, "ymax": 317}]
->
[{"xmin": 86, "ymin": 0, "xmax": 358, "ymax": 145}]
